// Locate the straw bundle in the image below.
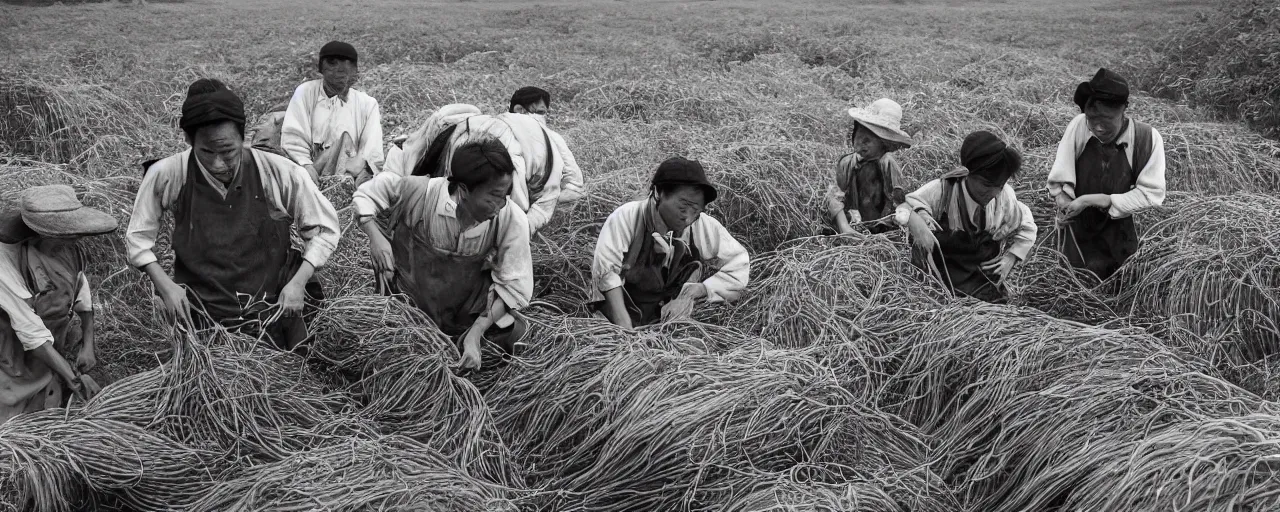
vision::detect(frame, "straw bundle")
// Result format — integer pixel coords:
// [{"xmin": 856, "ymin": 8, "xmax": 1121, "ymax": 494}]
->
[
  {"xmin": 0, "ymin": 411, "xmax": 224, "ymax": 512},
  {"xmin": 489, "ymin": 315, "xmax": 956, "ymax": 511},
  {"xmin": 188, "ymin": 435, "xmax": 518, "ymax": 512},
  {"xmin": 724, "ymin": 474, "xmax": 940, "ymax": 512}
]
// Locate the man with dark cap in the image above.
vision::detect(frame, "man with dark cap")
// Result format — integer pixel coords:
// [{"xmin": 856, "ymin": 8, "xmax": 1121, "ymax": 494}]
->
[
  {"xmin": 281, "ymin": 40, "xmax": 384, "ymax": 183},
  {"xmin": 353, "ymin": 139, "xmax": 533, "ymax": 370},
  {"xmin": 894, "ymin": 131, "xmax": 1037, "ymax": 303},
  {"xmin": 128, "ymin": 78, "xmax": 341, "ymax": 350},
  {"xmin": 590, "ymin": 157, "xmax": 750, "ymax": 328},
  {"xmin": 508, "ymin": 86, "xmax": 584, "ymax": 202},
  {"xmin": 1048, "ymin": 68, "xmax": 1166, "ymax": 280}
]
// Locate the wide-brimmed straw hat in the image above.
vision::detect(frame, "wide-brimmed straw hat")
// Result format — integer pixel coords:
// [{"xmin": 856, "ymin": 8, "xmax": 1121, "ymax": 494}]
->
[
  {"xmin": 846, "ymin": 98, "xmax": 913, "ymax": 149},
  {"xmin": 0, "ymin": 185, "xmax": 118, "ymax": 243}
]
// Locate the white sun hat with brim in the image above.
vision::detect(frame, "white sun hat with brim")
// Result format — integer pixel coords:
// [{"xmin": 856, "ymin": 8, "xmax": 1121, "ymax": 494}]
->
[
  {"xmin": 0, "ymin": 185, "xmax": 118, "ymax": 244},
  {"xmin": 847, "ymin": 98, "xmax": 913, "ymax": 149}
]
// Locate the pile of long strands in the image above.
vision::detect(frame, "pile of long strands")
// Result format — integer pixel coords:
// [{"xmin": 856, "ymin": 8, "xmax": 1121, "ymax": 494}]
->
[
  {"xmin": 488, "ymin": 312, "xmax": 959, "ymax": 511},
  {"xmin": 188, "ymin": 435, "xmax": 518, "ymax": 511},
  {"xmin": 0, "ymin": 411, "xmax": 225, "ymax": 512},
  {"xmin": 307, "ymin": 295, "xmax": 525, "ymax": 487}
]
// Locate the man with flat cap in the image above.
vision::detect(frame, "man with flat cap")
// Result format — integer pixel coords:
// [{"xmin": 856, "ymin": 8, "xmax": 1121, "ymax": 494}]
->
[
  {"xmin": 590, "ymin": 157, "xmax": 750, "ymax": 328},
  {"xmin": 281, "ymin": 40, "xmax": 385, "ymax": 183},
  {"xmin": 1048, "ymin": 68, "xmax": 1167, "ymax": 280},
  {"xmin": 128, "ymin": 78, "xmax": 340, "ymax": 350},
  {"xmin": 0, "ymin": 185, "xmax": 117, "ymax": 420}
]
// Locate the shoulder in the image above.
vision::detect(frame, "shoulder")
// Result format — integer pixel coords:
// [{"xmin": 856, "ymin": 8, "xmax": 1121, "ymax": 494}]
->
[
  {"xmin": 291, "ymin": 80, "xmax": 321, "ymax": 98},
  {"xmin": 878, "ymin": 153, "xmax": 900, "ymax": 168},
  {"xmin": 693, "ymin": 211, "xmax": 730, "ymax": 233},
  {"xmin": 254, "ymin": 148, "xmax": 307, "ymax": 177},
  {"xmin": 144, "ymin": 151, "xmax": 188, "ymax": 180},
  {"xmin": 1064, "ymin": 113, "xmax": 1089, "ymax": 134},
  {"xmin": 350, "ymin": 88, "xmax": 379, "ymax": 108},
  {"xmin": 499, "ymin": 198, "xmax": 531, "ymax": 231},
  {"xmin": 607, "ymin": 200, "xmax": 645, "ymax": 221}
]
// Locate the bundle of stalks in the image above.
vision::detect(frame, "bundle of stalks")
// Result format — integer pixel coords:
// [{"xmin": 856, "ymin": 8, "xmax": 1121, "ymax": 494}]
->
[
  {"xmin": 1009, "ymin": 241, "xmax": 1118, "ymax": 325},
  {"xmin": 1063, "ymin": 413, "xmax": 1280, "ymax": 511},
  {"xmin": 0, "ymin": 77, "xmax": 155, "ymax": 167},
  {"xmin": 489, "ymin": 317, "xmax": 953, "ymax": 511},
  {"xmin": 188, "ymin": 435, "xmax": 518, "ymax": 512},
  {"xmin": 1107, "ymin": 194, "xmax": 1280, "ymax": 368},
  {"xmin": 935, "ymin": 366, "xmax": 1269, "ymax": 511},
  {"xmin": 307, "ymin": 295, "xmax": 523, "ymax": 487},
  {"xmin": 724, "ymin": 471, "xmax": 951, "ymax": 512},
  {"xmin": 0, "ymin": 411, "xmax": 224, "ymax": 512}
]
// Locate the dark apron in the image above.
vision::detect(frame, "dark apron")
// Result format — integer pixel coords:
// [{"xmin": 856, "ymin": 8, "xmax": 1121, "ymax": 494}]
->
[
  {"xmin": 0, "ymin": 241, "xmax": 83, "ymax": 421},
  {"xmin": 387, "ymin": 178, "xmax": 505, "ymax": 343},
  {"xmin": 595, "ymin": 202, "xmax": 704, "ymax": 326},
  {"xmin": 843, "ymin": 159, "xmax": 893, "ymax": 235},
  {"xmin": 1062, "ymin": 136, "xmax": 1140, "ymax": 281},
  {"xmin": 171, "ymin": 149, "xmax": 308, "ymax": 350},
  {"xmin": 911, "ymin": 177, "xmax": 1007, "ymax": 303}
]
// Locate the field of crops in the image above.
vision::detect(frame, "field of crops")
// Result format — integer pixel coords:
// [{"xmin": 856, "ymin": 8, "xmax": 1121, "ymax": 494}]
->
[{"xmin": 2, "ymin": 0, "xmax": 1279, "ymax": 510}]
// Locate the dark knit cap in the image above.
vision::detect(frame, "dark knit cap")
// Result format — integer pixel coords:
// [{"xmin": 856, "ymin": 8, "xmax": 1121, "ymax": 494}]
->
[
  {"xmin": 319, "ymin": 41, "xmax": 358, "ymax": 64},
  {"xmin": 179, "ymin": 79, "xmax": 245, "ymax": 134},
  {"xmin": 1073, "ymin": 68, "xmax": 1129, "ymax": 111},
  {"xmin": 960, "ymin": 131, "xmax": 1021, "ymax": 182},
  {"xmin": 652, "ymin": 157, "xmax": 717, "ymax": 203}
]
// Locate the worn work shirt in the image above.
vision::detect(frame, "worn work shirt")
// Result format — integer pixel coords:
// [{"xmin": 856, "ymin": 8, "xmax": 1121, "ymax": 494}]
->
[
  {"xmin": 1047, "ymin": 113, "xmax": 1166, "ymax": 218},
  {"xmin": 126, "ymin": 148, "xmax": 341, "ymax": 270},
  {"xmin": 281, "ymin": 80, "xmax": 385, "ymax": 172},
  {"xmin": 590, "ymin": 199, "xmax": 750, "ymax": 304},
  {"xmin": 448, "ymin": 114, "xmax": 567, "ymax": 233},
  {"xmin": 0, "ymin": 242, "xmax": 91, "ymax": 351},
  {"xmin": 825, "ymin": 153, "xmax": 906, "ymax": 223},
  {"xmin": 353, "ymin": 173, "xmax": 533, "ymax": 312},
  {"xmin": 896, "ymin": 177, "xmax": 1038, "ymax": 261}
]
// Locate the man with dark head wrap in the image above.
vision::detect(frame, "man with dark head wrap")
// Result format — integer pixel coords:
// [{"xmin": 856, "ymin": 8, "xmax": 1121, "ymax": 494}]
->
[
  {"xmin": 1048, "ymin": 68, "xmax": 1167, "ymax": 280},
  {"xmin": 281, "ymin": 41, "xmax": 384, "ymax": 182},
  {"xmin": 127, "ymin": 78, "xmax": 340, "ymax": 350},
  {"xmin": 893, "ymin": 131, "xmax": 1037, "ymax": 303},
  {"xmin": 507, "ymin": 86, "xmax": 585, "ymax": 203},
  {"xmin": 353, "ymin": 138, "xmax": 533, "ymax": 371}
]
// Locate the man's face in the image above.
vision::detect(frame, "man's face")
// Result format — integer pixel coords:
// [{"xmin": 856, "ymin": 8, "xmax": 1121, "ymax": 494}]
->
[
  {"xmin": 320, "ymin": 57, "xmax": 358, "ymax": 92},
  {"xmin": 1084, "ymin": 100, "xmax": 1126, "ymax": 144},
  {"xmin": 191, "ymin": 122, "xmax": 243, "ymax": 182},
  {"xmin": 965, "ymin": 172, "xmax": 1008, "ymax": 206},
  {"xmin": 515, "ymin": 100, "xmax": 548, "ymax": 116},
  {"xmin": 656, "ymin": 185, "xmax": 708, "ymax": 233},
  {"xmin": 851, "ymin": 125, "xmax": 888, "ymax": 161},
  {"xmin": 462, "ymin": 173, "xmax": 514, "ymax": 221}
]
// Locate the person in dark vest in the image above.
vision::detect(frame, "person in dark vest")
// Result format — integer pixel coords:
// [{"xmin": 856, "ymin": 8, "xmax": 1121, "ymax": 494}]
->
[
  {"xmin": 508, "ymin": 86, "xmax": 585, "ymax": 203},
  {"xmin": 1048, "ymin": 68, "xmax": 1167, "ymax": 280},
  {"xmin": 591, "ymin": 157, "xmax": 750, "ymax": 328},
  {"xmin": 127, "ymin": 79, "xmax": 341, "ymax": 350},
  {"xmin": 0, "ymin": 185, "xmax": 115, "ymax": 421},
  {"xmin": 894, "ymin": 131, "xmax": 1037, "ymax": 303},
  {"xmin": 353, "ymin": 139, "xmax": 533, "ymax": 371},
  {"xmin": 826, "ymin": 98, "xmax": 912, "ymax": 235}
]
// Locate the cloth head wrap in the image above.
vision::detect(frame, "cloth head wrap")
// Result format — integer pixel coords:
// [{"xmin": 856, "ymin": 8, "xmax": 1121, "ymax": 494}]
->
[
  {"xmin": 960, "ymin": 130, "xmax": 1021, "ymax": 181},
  {"xmin": 449, "ymin": 139, "xmax": 516, "ymax": 190},
  {"xmin": 179, "ymin": 89, "xmax": 246, "ymax": 133}
]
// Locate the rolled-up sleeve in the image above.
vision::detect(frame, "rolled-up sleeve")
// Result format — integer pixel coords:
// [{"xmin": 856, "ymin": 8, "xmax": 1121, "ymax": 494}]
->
[
  {"xmin": 690, "ymin": 215, "xmax": 750, "ymax": 303},
  {"xmin": 898, "ymin": 179, "xmax": 944, "ymax": 220},
  {"xmin": 590, "ymin": 201, "xmax": 640, "ymax": 303},
  {"xmin": 1047, "ymin": 113, "xmax": 1087, "ymax": 200},
  {"xmin": 0, "ymin": 253, "xmax": 52, "ymax": 351},
  {"xmin": 552, "ymin": 131, "xmax": 584, "ymax": 200},
  {"xmin": 1108, "ymin": 128, "xmax": 1166, "ymax": 218},
  {"xmin": 271, "ymin": 157, "xmax": 340, "ymax": 268},
  {"xmin": 72, "ymin": 272, "xmax": 93, "ymax": 314},
  {"xmin": 491, "ymin": 203, "xmax": 533, "ymax": 311},
  {"xmin": 353, "ymin": 170, "xmax": 403, "ymax": 220},
  {"xmin": 126, "ymin": 157, "xmax": 184, "ymax": 269}
]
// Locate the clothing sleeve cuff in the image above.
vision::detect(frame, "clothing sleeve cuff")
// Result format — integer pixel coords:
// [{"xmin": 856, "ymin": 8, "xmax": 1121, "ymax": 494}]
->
[
  {"xmin": 1007, "ymin": 242, "xmax": 1033, "ymax": 262},
  {"xmin": 1107, "ymin": 194, "xmax": 1135, "ymax": 219},
  {"xmin": 696, "ymin": 281, "xmax": 727, "ymax": 303},
  {"xmin": 20, "ymin": 336, "xmax": 53, "ymax": 352},
  {"xmin": 302, "ymin": 243, "xmax": 335, "ymax": 269},
  {"xmin": 131, "ymin": 252, "xmax": 158, "ymax": 270},
  {"xmin": 598, "ymin": 273, "xmax": 624, "ymax": 294},
  {"xmin": 493, "ymin": 285, "xmax": 528, "ymax": 312}
]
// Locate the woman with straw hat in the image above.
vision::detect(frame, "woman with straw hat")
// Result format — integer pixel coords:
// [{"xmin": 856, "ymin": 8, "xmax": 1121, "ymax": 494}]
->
[
  {"xmin": 354, "ymin": 139, "xmax": 534, "ymax": 371},
  {"xmin": 591, "ymin": 157, "xmax": 750, "ymax": 328},
  {"xmin": 128, "ymin": 78, "xmax": 340, "ymax": 351},
  {"xmin": 894, "ymin": 131, "xmax": 1037, "ymax": 303},
  {"xmin": 826, "ymin": 98, "xmax": 912, "ymax": 235},
  {"xmin": 0, "ymin": 185, "xmax": 116, "ymax": 422}
]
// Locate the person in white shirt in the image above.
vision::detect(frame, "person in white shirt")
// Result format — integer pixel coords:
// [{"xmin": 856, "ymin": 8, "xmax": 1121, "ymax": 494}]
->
[
  {"xmin": 507, "ymin": 86, "xmax": 585, "ymax": 203},
  {"xmin": 894, "ymin": 131, "xmax": 1037, "ymax": 303},
  {"xmin": 0, "ymin": 185, "xmax": 116, "ymax": 421},
  {"xmin": 281, "ymin": 41, "xmax": 384, "ymax": 183},
  {"xmin": 1048, "ymin": 68, "xmax": 1166, "ymax": 280},
  {"xmin": 128, "ymin": 79, "xmax": 340, "ymax": 350},
  {"xmin": 591, "ymin": 157, "xmax": 750, "ymax": 328},
  {"xmin": 354, "ymin": 139, "xmax": 533, "ymax": 371}
]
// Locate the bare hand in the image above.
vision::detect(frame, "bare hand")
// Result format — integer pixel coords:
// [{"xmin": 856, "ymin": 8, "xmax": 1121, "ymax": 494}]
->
[
  {"xmin": 75, "ymin": 347, "xmax": 96, "ymax": 373},
  {"xmin": 660, "ymin": 295, "xmax": 696, "ymax": 323},
  {"xmin": 906, "ymin": 214, "xmax": 940, "ymax": 254},
  {"xmin": 278, "ymin": 280, "xmax": 307, "ymax": 317},
  {"xmin": 559, "ymin": 188, "xmax": 584, "ymax": 203},
  {"xmin": 69, "ymin": 374, "xmax": 101, "ymax": 402},
  {"xmin": 981, "ymin": 253, "xmax": 1018, "ymax": 282},
  {"xmin": 1054, "ymin": 193, "xmax": 1073, "ymax": 212},
  {"xmin": 1063, "ymin": 194, "xmax": 1110, "ymax": 219},
  {"xmin": 158, "ymin": 281, "xmax": 193, "ymax": 327},
  {"xmin": 369, "ymin": 232, "xmax": 396, "ymax": 284},
  {"xmin": 458, "ymin": 327, "xmax": 484, "ymax": 371}
]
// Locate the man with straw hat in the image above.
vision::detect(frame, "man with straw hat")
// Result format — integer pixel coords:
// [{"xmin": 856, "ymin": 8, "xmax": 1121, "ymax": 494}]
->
[
  {"xmin": 591, "ymin": 157, "xmax": 750, "ymax": 328},
  {"xmin": 0, "ymin": 185, "xmax": 115, "ymax": 421},
  {"xmin": 827, "ymin": 98, "xmax": 912, "ymax": 235},
  {"xmin": 1048, "ymin": 68, "xmax": 1167, "ymax": 280},
  {"xmin": 128, "ymin": 78, "xmax": 340, "ymax": 350},
  {"xmin": 894, "ymin": 131, "xmax": 1037, "ymax": 303},
  {"xmin": 281, "ymin": 40, "xmax": 385, "ymax": 183}
]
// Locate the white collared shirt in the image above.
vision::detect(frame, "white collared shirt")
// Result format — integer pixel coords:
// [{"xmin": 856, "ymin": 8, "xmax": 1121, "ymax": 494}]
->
[
  {"xmin": 281, "ymin": 79, "xmax": 385, "ymax": 172},
  {"xmin": 1047, "ymin": 113, "xmax": 1167, "ymax": 218},
  {"xmin": 0, "ymin": 242, "xmax": 92, "ymax": 351}
]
